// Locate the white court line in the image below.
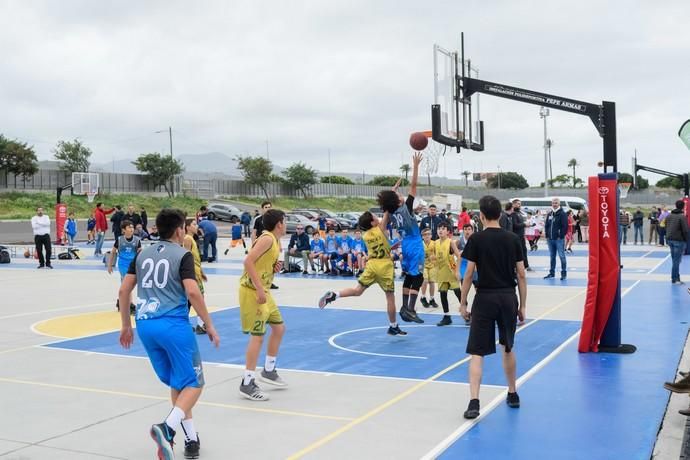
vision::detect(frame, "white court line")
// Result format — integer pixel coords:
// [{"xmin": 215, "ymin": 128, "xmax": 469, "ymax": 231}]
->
[
  {"xmin": 421, "ymin": 279, "xmax": 641, "ymax": 459},
  {"xmin": 328, "ymin": 325, "xmax": 469, "ymax": 360},
  {"xmin": 0, "ymin": 301, "xmax": 115, "ymax": 321},
  {"xmin": 647, "ymin": 253, "xmax": 670, "ymax": 275}
]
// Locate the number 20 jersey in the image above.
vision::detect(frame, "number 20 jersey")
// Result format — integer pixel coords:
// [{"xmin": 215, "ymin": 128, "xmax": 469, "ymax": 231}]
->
[{"xmin": 135, "ymin": 241, "xmax": 189, "ymax": 321}]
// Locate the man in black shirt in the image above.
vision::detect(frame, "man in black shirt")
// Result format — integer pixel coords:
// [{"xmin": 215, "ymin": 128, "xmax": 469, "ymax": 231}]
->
[
  {"xmin": 510, "ymin": 199, "xmax": 531, "ymax": 271},
  {"xmin": 459, "ymin": 195, "xmax": 527, "ymax": 420},
  {"xmin": 419, "ymin": 204, "xmax": 444, "ymax": 240}
]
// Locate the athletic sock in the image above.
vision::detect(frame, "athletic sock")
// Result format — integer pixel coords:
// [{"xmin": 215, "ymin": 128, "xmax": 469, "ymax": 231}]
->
[
  {"xmin": 180, "ymin": 418, "xmax": 198, "ymax": 442},
  {"xmin": 243, "ymin": 370, "xmax": 256, "ymax": 385},
  {"xmin": 440, "ymin": 291, "xmax": 449, "ymax": 313},
  {"xmin": 197, "ymin": 316, "xmax": 205, "ymax": 327},
  {"xmin": 164, "ymin": 406, "xmax": 185, "ymax": 432},
  {"xmin": 264, "ymin": 355, "xmax": 277, "ymax": 372},
  {"xmin": 408, "ymin": 294, "xmax": 419, "ymax": 312},
  {"xmin": 402, "ymin": 294, "xmax": 409, "ymax": 310},
  {"xmin": 390, "ymin": 322, "xmax": 398, "ymax": 328}
]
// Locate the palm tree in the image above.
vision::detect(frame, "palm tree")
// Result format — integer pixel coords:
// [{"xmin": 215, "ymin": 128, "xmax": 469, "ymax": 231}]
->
[
  {"xmin": 400, "ymin": 163, "xmax": 410, "ymax": 181},
  {"xmin": 567, "ymin": 158, "xmax": 579, "ymax": 187},
  {"xmin": 462, "ymin": 170, "xmax": 471, "ymax": 187}
]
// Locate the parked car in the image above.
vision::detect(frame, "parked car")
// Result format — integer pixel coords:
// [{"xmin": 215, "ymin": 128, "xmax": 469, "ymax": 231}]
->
[
  {"xmin": 284, "ymin": 214, "xmax": 316, "ymax": 234},
  {"xmin": 303, "ymin": 209, "xmax": 352, "ymax": 230},
  {"xmin": 336, "ymin": 212, "xmax": 360, "ymax": 228},
  {"xmin": 292, "ymin": 209, "xmax": 341, "ymax": 231},
  {"xmin": 206, "ymin": 203, "xmax": 241, "ymax": 222}
]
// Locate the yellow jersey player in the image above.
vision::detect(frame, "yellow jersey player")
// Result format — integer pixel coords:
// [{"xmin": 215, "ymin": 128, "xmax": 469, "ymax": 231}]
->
[
  {"xmin": 318, "ymin": 211, "xmax": 406, "ymax": 336},
  {"xmin": 239, "ymin": 209, "xmax": 288, "ymax": 401},
  {"xmin": 435, "ymin": 221, "xmax": 463, "ymax": 326},
  {"xmin": 420, "ymin": 228, "xmax": 438, "ymax": 309}
]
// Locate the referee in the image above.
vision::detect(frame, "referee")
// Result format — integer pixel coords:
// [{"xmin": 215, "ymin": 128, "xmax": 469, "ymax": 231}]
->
[{"xmin": 459, "ymin": 195, "xmax": 527, "ymax": 419}]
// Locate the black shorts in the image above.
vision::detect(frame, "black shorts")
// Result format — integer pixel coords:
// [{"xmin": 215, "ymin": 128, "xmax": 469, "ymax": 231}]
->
[{"xmin": 466, "ymin": 288, "xmax": 518, "ymax": 356}]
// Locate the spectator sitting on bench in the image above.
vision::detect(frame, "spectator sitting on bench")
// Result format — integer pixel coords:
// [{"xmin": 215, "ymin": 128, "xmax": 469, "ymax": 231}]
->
[{"xmin": 281, "ymin": 224, "xmax": 311, "ymax": 274}]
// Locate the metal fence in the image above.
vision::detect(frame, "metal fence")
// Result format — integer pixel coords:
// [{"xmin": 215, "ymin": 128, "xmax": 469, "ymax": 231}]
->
[{"xmin": 1, "ymin": 169, "xmax": 684, "ymax": 206}]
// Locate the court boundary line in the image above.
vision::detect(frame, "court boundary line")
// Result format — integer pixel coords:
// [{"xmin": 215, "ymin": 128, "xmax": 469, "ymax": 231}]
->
[
  {"xmin": 420, "ymin": 279, "xmax": 641, "ymax": 459},
  {"xmin": 648, "ymin": 253, "xmax": 671, "ymax": 274},
  {"xmin": 285, "ymin": 288, "xmax": 588, "ymax": 459}
]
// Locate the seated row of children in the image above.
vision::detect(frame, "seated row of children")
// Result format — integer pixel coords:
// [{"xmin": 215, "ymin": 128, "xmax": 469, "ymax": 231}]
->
[{"xmin": 281, "ymin": 227, "xmax": 370, "ymax": 276}]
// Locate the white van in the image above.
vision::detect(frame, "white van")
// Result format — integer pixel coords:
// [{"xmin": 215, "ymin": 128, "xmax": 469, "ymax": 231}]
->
[{"xmin": 510, "ymin": 196, "xmax": 588, "ymax": 214}]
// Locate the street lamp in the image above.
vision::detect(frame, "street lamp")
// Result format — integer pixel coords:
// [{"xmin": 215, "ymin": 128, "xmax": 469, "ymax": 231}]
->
[
  {"xmin": 155, "ymin": 127, "xmax": 174, "ymax": 197},
  {"xmin": 539, "ymin": 107, "xmax": 550, "ymax": 197}
]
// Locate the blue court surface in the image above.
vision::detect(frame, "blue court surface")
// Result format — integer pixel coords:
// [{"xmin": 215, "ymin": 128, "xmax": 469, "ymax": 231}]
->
[{"xmin": 44, "ymin": 306, "xmax": 580, "ymax": 386}]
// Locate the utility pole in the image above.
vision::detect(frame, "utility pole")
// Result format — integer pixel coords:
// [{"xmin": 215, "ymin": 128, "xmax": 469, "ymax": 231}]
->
[
  {"xmin": 328, "ymin": 148, "xmax": 332, "ymax": 194},
  {"xmin": 265, "ymin": 140, "xmax": 269, "ymax": 160},
  {"xmin": 540, "ymin": 107, "xmax": 550, "ymax": 197},
  {"xmin": 168, "ymin": 126, "xmax": 174, "ymax": 197}
]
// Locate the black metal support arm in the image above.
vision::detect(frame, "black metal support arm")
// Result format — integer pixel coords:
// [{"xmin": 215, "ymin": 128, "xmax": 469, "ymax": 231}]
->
[{"xmin": 635, "ymin": 163, "xmax": 690, "ymax": 197}]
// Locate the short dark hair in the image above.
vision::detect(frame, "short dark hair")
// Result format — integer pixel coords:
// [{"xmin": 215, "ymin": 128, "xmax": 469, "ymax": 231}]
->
[
  {"xmin": 429, "ymin": 204, "xmax": 437, "ymax": 209},
  {"xmin": 479, "ymin": 195, "xmax": 502, "ymax": 220},
  {"xmin": 377, "ymin": 190, "xmax": 400, "ymax": 213},
  {"xmin": 261, "ymin": 201, "xmax": 272, "ymax": 208},
  {"xmin": 262, "ymin": 209, "xmax": 285, "ymax": 231},
  {"xmin": 676, "ymin": 200, "xmax": 685, "ymax": 210},
  {"xmin": 421, "ymin": 228, "xmax": 431, "ymax": 235},
  {"xmin": 120, "ymin": 219, "xmax": 133, "ymax": 230},
  {"xmin": 96, "ymin": 202, "xmax": 103, "ymax": 208},
  {"xmin": 463, "ymin": 223, "xmax": 474, "ymax": 229},
  {"xmin": 438, "ymin": 221, "xmax": 451, "ymax": 232},
  {"xmin": 200, "ymin": 206, "xmax": 207, "ymax": 211},
  {"xmin": 504, "ymin": 202, "xmax": 513, "ymax": 211},
  {"xmin": 115, "ymin": 205, "xmax": 122, "ymax": 210},
  {"xmin": 358, "ymin": 211, "xmax": 375, "ymax": 231},
  {"xmin": 156, "ymin": 209, "xmax": 186, "ymax": 240},
  {"xmin": 462, "ymin": 207, "xmax": 467, "ymax": 212}
]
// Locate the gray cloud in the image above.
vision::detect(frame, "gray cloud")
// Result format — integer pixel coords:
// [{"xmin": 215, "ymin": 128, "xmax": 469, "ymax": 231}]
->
[{"xmin": 1, "ymin": 0, "xmax": 689, "ymax": 185}]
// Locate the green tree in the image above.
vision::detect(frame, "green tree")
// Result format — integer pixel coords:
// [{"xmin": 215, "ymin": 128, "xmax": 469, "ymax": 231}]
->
[
  {"xmin": 656, "ymin": 176, "xmax": 683, "ymax": 189},
  {"xmin": 462, "ymin": 170, "xmax": 471, "ymax": 187},
  {"xmin": 399, "ymin": 164, "xmax": 411, "ymax": 181},
  {"xmin": 618, "ymin": 173, "xmax": 649, "ymax": 190},
  {"xmin": 567, "ymin": 158, "xmax": 579, "ymax": 187},
  {"xmin": 235, "ymin": 155, "xmax": 273, "ymax": 200},
  {"xmin": 487, "ymin": 171, "xmax": 528, "ymax": 189},
  {"xmin": 320, "ymin": 175, "xmax": 354, "ymax": 185},
  {"xmin": 549, "ymin": 173, "xmax": 571, "ymax": 187},
  {"xmin": 368, "ymin": 175, "xmax": 409, "ymax": 187},
  {"xmin": 132, "ymin": 152, "xmax": 184, "ymax": 197},
  {"xmin": 53, "ymin": 138, "xmax": 92, "ymax": 173},
  {"xmin": 283, "ymin": 162, "xmax": 318, "ymax": 199},
  {"xmin": 0, "ymin": 135, "xmax": 38, "ymax": 180}
]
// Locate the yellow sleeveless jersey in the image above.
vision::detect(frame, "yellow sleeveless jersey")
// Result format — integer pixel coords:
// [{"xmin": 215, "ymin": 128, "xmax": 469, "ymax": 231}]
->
[
  {"xmin": 240, "ymin": 231, "xmax": 279, "ymax": 290},
  {"xmin": 363, "ymin": 226, "xmax": 391, "ymax": 260},
  {"xmin": 184, "ymin": 234, "xmax": 204, "ymax": 289},
  {"xmin": 434, "ymin": 237, "xmax": 457, "ymax": 283},
  {"xmin": 424, "ymin": 239, "xmax": 436, "ymax": 269}
]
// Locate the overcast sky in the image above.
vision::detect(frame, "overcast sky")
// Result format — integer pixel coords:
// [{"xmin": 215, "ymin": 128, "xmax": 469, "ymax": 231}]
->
[{"xmin": 2, "ymin": 0, "xmax": 689, "ymax": 185}]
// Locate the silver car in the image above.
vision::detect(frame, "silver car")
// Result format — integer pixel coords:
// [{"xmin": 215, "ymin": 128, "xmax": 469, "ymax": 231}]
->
[
  {"xmin": 285, "ymin": 213, "xmax": 316, "ymax": 234},
  {"xmin": 206, "ymin": 203, "xmax": 241, "ymax": 222}
]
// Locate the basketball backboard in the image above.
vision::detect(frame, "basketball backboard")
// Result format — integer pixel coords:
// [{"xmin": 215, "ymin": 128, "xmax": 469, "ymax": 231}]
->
[
  {"xmin": 72, "ymin": 172, "xmax": 99, "ymax": 195},
  {"xmin": 433, "ymin": 44, "xmax": 482, "ymax": 149}
]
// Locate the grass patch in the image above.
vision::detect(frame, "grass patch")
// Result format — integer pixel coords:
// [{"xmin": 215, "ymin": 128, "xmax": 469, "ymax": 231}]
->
[
  {"xmin": 223, "ymin": 196, "xmax": 376, "ymax": 212},
  {"xmin": 0, "ymin": 191, "xmax": 206, "ymax": 220}
]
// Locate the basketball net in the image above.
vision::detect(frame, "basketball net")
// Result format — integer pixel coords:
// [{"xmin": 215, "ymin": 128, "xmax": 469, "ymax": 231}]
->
[
  {"xmin": 420, "ymin": 131, "xmax": 447, "ymax": 177},
  {"xmin": 618, "ymin": 182, "xmax": 631, "ymax": 199},
  {"xmin": 87, "ymin": 192, "xmax": 96, "ymax": 203}
]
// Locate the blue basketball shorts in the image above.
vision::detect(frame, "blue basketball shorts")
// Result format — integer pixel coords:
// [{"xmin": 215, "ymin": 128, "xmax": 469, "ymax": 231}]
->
[
  {"xmin": 136, "ymin": 317, "xmax": 205, "ymax": 391},
  {"xmin": 401, "ymin": 238, "xmax": 424, "ymax": 276}
]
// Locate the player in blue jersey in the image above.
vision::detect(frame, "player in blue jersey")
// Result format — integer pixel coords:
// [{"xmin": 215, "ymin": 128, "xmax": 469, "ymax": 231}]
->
[
  {"xmin": 377, "ymin": 152, "xmax": 425, "ymax": 324},
  {"xmin": 118, "ymin": 209, "xmax": 220, "ymax": 460}
]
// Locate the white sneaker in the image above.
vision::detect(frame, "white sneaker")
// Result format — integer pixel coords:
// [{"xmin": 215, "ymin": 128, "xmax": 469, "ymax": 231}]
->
[
  {"xmin": 239, "ymin": 378, "xmax": 269, "ymax": 401},
  {"xmin": 260, "ymin": 369, "xmax": 288, "ymax": 387}
]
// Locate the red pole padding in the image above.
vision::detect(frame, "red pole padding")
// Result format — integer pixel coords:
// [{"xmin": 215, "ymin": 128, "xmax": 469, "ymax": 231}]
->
[{"xmin": 578, "ymin": 176, "xmax": 620, "ymax": 352}]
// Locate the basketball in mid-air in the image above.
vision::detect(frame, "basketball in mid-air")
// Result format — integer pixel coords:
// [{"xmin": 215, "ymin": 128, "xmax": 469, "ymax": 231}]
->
[
  {"xmin": 23, "ymin": 249, "xmax": 30, "ymax": 258},
  {"xmin": 409, "ymin": 132, "xmax": 428, "ymax": 151}
]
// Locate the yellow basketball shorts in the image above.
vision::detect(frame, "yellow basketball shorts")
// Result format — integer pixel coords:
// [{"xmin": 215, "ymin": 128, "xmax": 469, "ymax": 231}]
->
[
  {"xmin": 239, "ymin": 286, "xmax": 283, "ymax": 336},
  {"xmin": 358, "ymin": 259, "xmax": 395, "ymax": 292}
]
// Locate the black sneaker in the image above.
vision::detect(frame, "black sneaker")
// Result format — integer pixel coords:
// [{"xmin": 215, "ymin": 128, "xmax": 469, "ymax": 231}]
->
[
  {"xmin": 194, "ymin": 324, "xmax": 207, "ymax": 335},
  {"xmin": 429, "ymin": 299, "xmax": 439, "ymax": 308},
  {"xmin": 184, "ymin": 436, "xmax": 200, "ymax": 459},
  {"xmin": 420, "ymin": 297, "xmax": 430, "ymax": 308},
  {"xmin": 150, "ymin": 423, "xmax": 175, "ymax": 460},
  {"xmin": 543, "ymin": 274, "xmax": 555, "ymax": 279},
  {"xmin": 319, "ymin": 291, "xmax": 337, "ymax": 309},
  {"xmin": 399, "ymin": 307, "xmax": 414, "ymax": 323},
  {"xmin": 408, "ymin": 309, "xmax": 424, "ymax": 323},
  {"xmin": 437, "ymin": 315, "xmax": 452, "ymax": 327},
  {"xmin": 506, "ymin": 392, "xmax": 520, "ymax": 408},
  {"xmin": 270, "ymin": 283, "xmax": 279, "ymax": 289},
  {"xmin": 560, "ymin": 274, "xmax": 567, "ymax": 281},
  {"xmin": 463, "ymin": 399, "xmax": 480, "ymax": 419},
  {"xmin": 387, "ymin": 325, "xmax": 407, "ymax": 336}
]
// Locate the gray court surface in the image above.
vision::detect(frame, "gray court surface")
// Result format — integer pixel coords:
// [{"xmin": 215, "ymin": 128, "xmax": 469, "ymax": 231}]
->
[{"xmin": 0, "ymin": 237, "xmax": 683, "ymax": 459}]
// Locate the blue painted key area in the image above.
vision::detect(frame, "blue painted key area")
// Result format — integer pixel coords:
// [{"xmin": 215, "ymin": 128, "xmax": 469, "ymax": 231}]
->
[{"xmin": 440, "ymin": 280, "xmax": 690, "ymax": 459}]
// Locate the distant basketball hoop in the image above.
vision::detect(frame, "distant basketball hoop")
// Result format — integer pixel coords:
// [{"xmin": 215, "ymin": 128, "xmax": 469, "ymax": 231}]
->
[
  {"xmin": 86, "ymin": 191, "xmax": 97, "ymax": 203},
  {"xmin": 618, "ymin": 182, "xmax": 632, "ymax": 199}
]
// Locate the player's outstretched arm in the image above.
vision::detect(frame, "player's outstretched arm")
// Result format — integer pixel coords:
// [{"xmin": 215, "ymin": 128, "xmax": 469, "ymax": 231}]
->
[
  {"xmin": 410, "ymin": 152, "xmax": 423, "ymax": 197},
  {"xmin": 379, "ymin": 211, "xmax": 390, "ymax": 232}
]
